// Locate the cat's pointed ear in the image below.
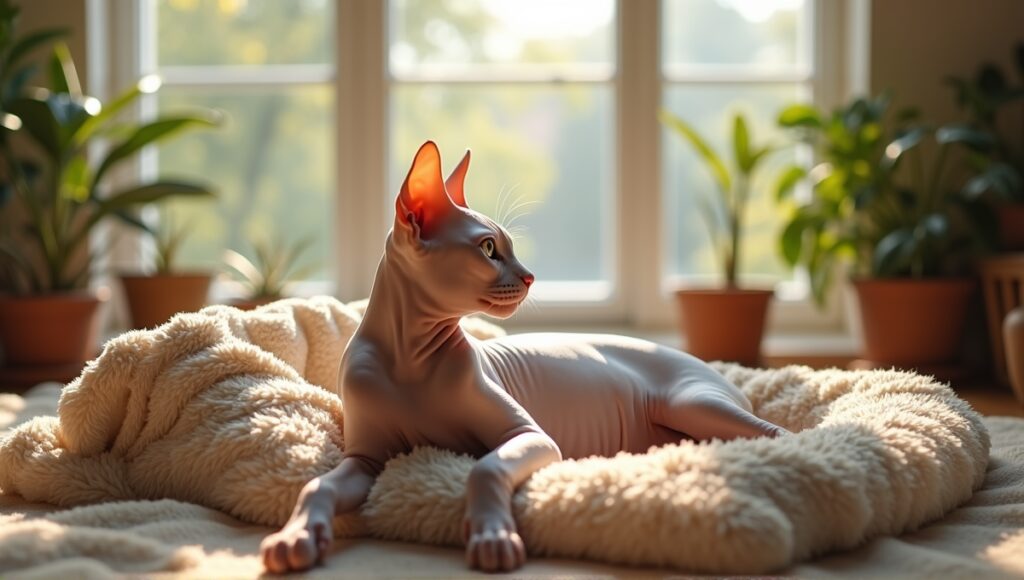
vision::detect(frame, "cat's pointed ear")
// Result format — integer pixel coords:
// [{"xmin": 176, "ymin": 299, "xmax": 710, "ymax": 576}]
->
[
  {"xmin": 397, "ymin": 141, "xmax": 454, "ymax": 238},
  {"xmin": 445, "ymin": 149, "xmax": 471, "ymax": 208}
]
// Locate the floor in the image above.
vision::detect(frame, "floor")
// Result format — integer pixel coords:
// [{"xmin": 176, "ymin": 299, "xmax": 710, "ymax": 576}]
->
[
  {"xmin": 955, "ymin": 383, "xmax": 1024, "ymax": 417},
  {"xmin": 763, "ymin": 353, "xmax": 1024, "ymax": 418}
]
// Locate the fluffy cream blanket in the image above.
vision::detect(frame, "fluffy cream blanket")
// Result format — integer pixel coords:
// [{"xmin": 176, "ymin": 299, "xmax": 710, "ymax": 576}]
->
[{"xmin": 0, "ymin": 297, "xmax": 990, "ymax": 574}]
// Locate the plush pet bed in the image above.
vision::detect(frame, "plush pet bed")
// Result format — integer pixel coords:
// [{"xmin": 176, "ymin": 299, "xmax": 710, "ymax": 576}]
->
[{"xmin": 0, "ymin": 297, "xmax": 995, "ymax": 575}]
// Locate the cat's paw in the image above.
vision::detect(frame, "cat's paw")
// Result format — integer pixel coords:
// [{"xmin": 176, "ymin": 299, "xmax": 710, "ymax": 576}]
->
[{"xmin": 463, "ymin": 513, "xmax": 526, "ymax": 572}]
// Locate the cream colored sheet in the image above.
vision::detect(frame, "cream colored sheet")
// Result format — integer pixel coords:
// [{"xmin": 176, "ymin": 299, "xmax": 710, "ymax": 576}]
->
[{"xmin": 1, "ymin": 383, "xmax": 1022, "ymax": 578}]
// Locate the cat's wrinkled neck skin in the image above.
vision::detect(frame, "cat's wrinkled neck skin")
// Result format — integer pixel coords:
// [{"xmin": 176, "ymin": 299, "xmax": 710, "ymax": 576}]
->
[{"xmin": 359, "ymin": 233, "xmax": 469, "ymax": 373}]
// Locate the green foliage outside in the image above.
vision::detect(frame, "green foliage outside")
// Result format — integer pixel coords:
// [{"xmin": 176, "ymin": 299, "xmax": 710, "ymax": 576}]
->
[{"xmin": 158, "ymin": 0, "xmax": 807, "ymax": 288}]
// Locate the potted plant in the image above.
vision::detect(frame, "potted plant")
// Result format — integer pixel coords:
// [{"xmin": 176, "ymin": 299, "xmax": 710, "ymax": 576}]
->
[
  {"xmin": 0, "ymin": 1, "xmax": 217, "ymax": 368},
  {"xmin": 119, "ymin": 216, "xmax": 214, "ymax": 329},
  {"xmin": 776, "ymin": 95, "xmax": 996, "ymax": 367},
  {"xmin": 222, "ymin": 236, "xmax": 318, "ymax": 310},
  {"xmin": 946, "ymin": 43, "xmax": 1024, "ymax": 251},
  {"xmin": 659, "ymin": 109, "xmax": 780, "ymax": 365}
]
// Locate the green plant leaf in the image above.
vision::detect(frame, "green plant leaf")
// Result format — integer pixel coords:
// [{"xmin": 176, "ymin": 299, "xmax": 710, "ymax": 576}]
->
[
  {"xmin": 963, "ymin": 162, "xmax": 1024, "ymax": 199},
  {"xmin": 658, "ymin": 109, "xmax": 732, "ymax": 194},
  {"xmin": 852, "ymin": 184, "xmax": 879, "ymax": 209},
  {"xmin": 977, "ymin": 63, "xmax": 1006, "ymax": 96},
  {"xmin": 873, "ymin": 228, "xmax": 916, "ymax": 276},
  {"xmin": 6, "ymin": 95, "xmax": 60, "ymax": 159},
  {"xmin": 48, "ymin": 42, "xmax": 81, "ymax": 96},
  {"xmin": 881, "ymin": 126, "xmax": 927, "ymax": 169},
  {"xmin": 113, "ymin": 209, "xmax": 152, "ymax": 233},
  {"xmin": 61, "ymin": 155, "xmax": 89, "ymax": 202},
  {"xmin": 1, "ymin": 27, "xmax": 66, "ymax": 81},
  {"xmin": 807, "ymin": 240, "xmax": 832, "ymax": 307},
  {"xmin": 746, "ymin": 143, "xmax": 779, "ymax": 171},
  {"xmin": 0, "ymin": 241, "xmax": 41, "ymax": 293},
  {"xmin": 72, "ymin": 77, "xmax": 155, "ymax": 146},
  {"xmin": 223, "ymin": 248, "xmax": 263, "ymax": 294},
  {"xmin": 733, "ymin": 114, "xmax": 752, "ymax": 172},
  {"xmin": 950, "ymin": 197, "xmax": 1000, "ymax": 251},
  {"xmin": 919, "ymin": 212, "xmax": 949, "ymax": 239},
  {"xmin": 91, "ymin": 115, "xmax": 219, "ymax": 192},
  {"xmin": 3, "ymin": 63, "xmax": 37, "ymax": 102},
  {"xmin": 96, "ymin": 181, "xmax": 214, "ymax": 216},
  {"xmin": 775, "ymin": 165, "xmax": 806, "ymax": 201},
  {"xmin": 895, "ymin": 107, "xmax": 921, "ymax": 123},
  {"xmin": 935, "ymin": 124, "xmax": 994, "ymax": 150},
  {"xmin": 777, "ymin": 104, "xmax": 822, "ymax": 128},
  {"xmin": 779, "ymin": 214, "xmax": 807, "ymax": 266}
]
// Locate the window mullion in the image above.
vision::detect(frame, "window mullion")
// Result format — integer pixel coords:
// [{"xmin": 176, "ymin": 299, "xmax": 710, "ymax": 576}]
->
[
  {"xmin": 336, "ymin": 0, "xmax": 388, "ymax": 301},
  {"xmin": 617, "ymin": 0, "xmax": 662, "ymax": 327}
]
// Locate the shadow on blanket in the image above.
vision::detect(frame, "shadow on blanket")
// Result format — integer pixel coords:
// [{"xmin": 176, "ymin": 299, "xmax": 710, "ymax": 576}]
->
[{"xmin": 0, "ymin": 296, "xmax": 990, "ymax": 574}]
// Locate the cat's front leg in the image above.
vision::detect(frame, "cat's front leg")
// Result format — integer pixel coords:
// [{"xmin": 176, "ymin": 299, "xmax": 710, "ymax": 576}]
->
[{"xmin": 463, "ymin": 427, "xmax": 562, "ymax": 572}]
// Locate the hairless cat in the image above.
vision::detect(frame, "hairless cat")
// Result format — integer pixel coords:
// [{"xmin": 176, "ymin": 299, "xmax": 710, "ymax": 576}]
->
[{"xmin": 261, "ymin": 141, "xmax": 788, "ymax": 574}]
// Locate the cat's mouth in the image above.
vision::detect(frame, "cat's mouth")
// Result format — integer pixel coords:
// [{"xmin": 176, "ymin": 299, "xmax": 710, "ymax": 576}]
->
[
  {"xmin": 480, "ymin": 295, "xmax": 526, "ymax": 318},
  {"xmin": 483, "ymin": 297, "xmax": 524, "ymax": 307}
]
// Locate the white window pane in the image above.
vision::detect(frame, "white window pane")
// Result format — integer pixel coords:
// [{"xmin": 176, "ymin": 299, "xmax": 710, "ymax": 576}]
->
[
  {"xmin": 156, "ymin": 88, "xmax": 334, "ymax": 280},
  {"xmin": 156, "ymin": 0, "xmax": 334, "ymax": 66},
  {"xmin": 662, "ymin": 84, "xmax": 805, "ymax": 284},
  {"xmin": 390, "ymin": 85, "xmax": 614, "ymax": 283},
  {"xmin": 389, "ymin": 0, "xmax": 615, "ymax": 76},
  {"xmin": 662, "ymin": 0, "xmax": 810, "ymax": 71}
]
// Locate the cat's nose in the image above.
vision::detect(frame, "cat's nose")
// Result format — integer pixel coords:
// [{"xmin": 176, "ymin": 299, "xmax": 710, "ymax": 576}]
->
[{"xmin": 521, "ymin": 274, "xmax": 535, "ymax": 288}]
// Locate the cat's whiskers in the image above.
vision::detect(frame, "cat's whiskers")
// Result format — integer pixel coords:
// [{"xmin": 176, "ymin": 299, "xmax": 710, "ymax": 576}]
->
[
  {"xmin": 503, "ymin": 199, "xmax": 541, "ymax": 230},
  {"xmin": 519, "ymin": 293, "xmax": 540, "ymax": 316},
  {"xmin": 493, "ymin": 184, "xmax": 511, "ymax": 227},
  {"xmin": 499, "ymin": 186, "xmax": 541, "ymax": 230},
  {"xmin": 507, "ymin": 225, "xmax": 530, "ymax": 242},
  {"xmin": 497, "ymin": 183, "xmax": 522, "ymax": 227}
]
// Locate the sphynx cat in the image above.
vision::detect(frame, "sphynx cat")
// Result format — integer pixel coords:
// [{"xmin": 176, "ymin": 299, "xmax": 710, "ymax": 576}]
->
[{"xmin": 261, "ymin": 141, "xmax": 788, "ymax": 574}]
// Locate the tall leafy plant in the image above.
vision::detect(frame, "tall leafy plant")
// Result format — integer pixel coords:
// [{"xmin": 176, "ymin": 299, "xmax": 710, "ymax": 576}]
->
[
  {"xmin": 659, "ymin": 110, "xmax": 779, "ymax": 288},
  {"xmin": 0, "ymin": 0, "xmax": 218, "ymax": 294},
  {"xmin": 946, "ymin": 42, "xmax": 1024, "ymax": 200},
  {"xmin": 775, "ymin": 95, "xmax": 997, "ymax": 306}
]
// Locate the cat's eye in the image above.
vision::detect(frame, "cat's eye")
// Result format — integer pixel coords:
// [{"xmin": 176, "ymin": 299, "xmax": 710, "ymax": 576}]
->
[{"xmin": 480, "ymin": 238, "xmax": 497, "ymax": 259}]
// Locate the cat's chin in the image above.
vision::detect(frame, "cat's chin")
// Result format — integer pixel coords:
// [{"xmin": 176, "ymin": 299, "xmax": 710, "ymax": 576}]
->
[{"xmin": 482, "ymin": 301, "xmax": 521, "ymax": 320}]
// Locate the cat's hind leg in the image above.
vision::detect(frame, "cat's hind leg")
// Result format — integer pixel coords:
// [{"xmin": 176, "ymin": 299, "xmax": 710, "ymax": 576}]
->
[{"xmin": 654, "ymin": 383, "xmax": 789, "ymax": 442}]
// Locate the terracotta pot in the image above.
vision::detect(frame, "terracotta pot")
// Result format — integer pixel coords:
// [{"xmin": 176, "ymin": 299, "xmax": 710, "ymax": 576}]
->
[
  {"xmin": 997, "ymin": 201, "xmax": 1024, "ymax": 252},
  {"xmin": 120, "ymin": 273, "xmax": 212, "ymax": 329},
  {"xmin": 675, "ymin": 288, "xmax": 774, "ymax": 366},
  {"xmin": 230, "ymin": 297, "xmax": 278, "ymax": 311},
  {"xmin": 0, "ymin": 289, "xmax": 108, "ymax": 366},
  {"xmin": 853, "ymin": 278, "xmax": 974, "ymax": 366}
]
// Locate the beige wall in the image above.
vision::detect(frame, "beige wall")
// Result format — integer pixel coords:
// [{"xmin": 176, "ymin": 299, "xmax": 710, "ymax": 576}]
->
[{"xmin": 870, "ymin": 0, "xmax": 1024, "ymax": 125}]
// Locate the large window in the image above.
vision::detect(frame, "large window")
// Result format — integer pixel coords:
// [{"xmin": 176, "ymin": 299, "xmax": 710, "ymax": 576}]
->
[
  {"xmin": 388, "ymin": 0, "xmax": 616, "ymax": 298},
  {"xmin": 143, "ymin": 0, "xmax": 336, "ymax": 280},
  {"xmin": 116, "ymin": 0, "xmax": 844, "ymax": 330},
  {"xmin": 661, "ymin": 0, "xmax": 813, "ymax": 288}
]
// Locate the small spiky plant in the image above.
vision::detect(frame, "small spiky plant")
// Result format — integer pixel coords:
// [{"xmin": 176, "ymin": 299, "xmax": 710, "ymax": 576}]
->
[{"xmin": 222, "ymin": 236, "xmax": 319, "ymax": 301}]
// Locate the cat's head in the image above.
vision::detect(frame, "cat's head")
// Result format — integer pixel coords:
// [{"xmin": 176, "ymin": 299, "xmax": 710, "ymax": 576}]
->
[{"xmin": 390, "ymin": 141, "xmax": 534, "ymax": 319}]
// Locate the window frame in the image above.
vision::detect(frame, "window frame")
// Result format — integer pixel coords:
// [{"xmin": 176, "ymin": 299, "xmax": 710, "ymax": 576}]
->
[{"xmin": 100, "ymin": 0, "xmax": 864, "ymax": 334}]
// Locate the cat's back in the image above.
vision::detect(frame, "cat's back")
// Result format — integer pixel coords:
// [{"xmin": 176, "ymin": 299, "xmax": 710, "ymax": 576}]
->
[
  {"xmin": 476, "ymin": 332, "xmax": 690, "ymax": 456},
  {"xmin": 478, "ymin": 332, "xmax": 700, "ymax": 388}
]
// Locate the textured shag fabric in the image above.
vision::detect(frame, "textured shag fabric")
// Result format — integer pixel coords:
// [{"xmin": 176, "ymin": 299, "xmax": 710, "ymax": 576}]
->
[{"xmin": 0, "ymin": 296, "xmax": 990, "ymax": 574}]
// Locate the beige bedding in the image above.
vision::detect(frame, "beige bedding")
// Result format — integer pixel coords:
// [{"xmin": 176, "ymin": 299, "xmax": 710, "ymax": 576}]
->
[{"xmin": 1, "ymin": 382, "xmax": 1023, "ymax": 578}]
